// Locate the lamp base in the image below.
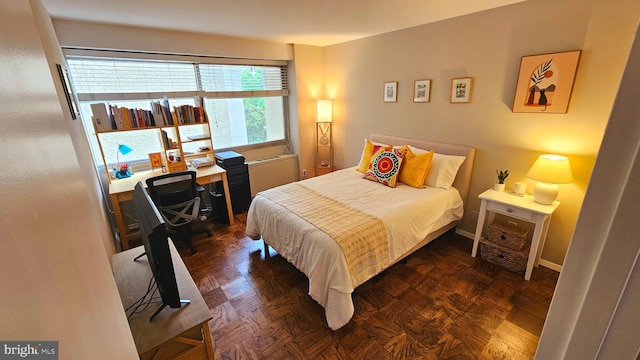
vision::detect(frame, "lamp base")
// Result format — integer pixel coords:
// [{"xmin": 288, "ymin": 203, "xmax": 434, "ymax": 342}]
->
[{"xmin": 533, "ymin": 182, "xmax": 559, "ymax": 205}]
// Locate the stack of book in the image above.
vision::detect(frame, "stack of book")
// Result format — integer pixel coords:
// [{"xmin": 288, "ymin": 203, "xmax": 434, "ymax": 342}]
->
[{"xmin": 190, "ymin": 157, "xmax": 214, "ymax": 168}]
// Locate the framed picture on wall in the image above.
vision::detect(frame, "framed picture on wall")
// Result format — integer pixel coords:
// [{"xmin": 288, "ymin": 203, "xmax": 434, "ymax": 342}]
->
[
  {"xmin": 148, "ymin": 152, "xmax": 163, "ymax": 171},
  {"xmin": 383, "ymin": 81, "xmax": 398, "ymax": 103},
  {"xmin": 450, "ymin": 77, "xmax": 473, "ymax": 103},
  {"xmin": 413, "ymin": 79, "xmax": 431, "ymax": 103},
  {"xmin": 56, "ymin": 63, "xmax": 79, "ymax": 119},
  {"xmin": 512, "ymin": 50, "xmax": 581, "ymax": 113}
]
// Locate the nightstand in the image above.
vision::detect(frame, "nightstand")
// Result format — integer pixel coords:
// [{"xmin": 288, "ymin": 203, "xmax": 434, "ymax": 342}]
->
[{"xmin": 472, "ymin": 189, "xmax": 559, "ymax": 280}]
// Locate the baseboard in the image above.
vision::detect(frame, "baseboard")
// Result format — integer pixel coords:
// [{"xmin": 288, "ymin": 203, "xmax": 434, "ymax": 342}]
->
[
  {"xmin": 538, "ymin": 259, "xmax": 562, "ymax": 272},
  {"xmin": 455, "ymin": 228, "xmax": 475, "ymax": 239},
  {"xmin": 455, "ymin": 228, "xmax": 562, "ymax": 273}
]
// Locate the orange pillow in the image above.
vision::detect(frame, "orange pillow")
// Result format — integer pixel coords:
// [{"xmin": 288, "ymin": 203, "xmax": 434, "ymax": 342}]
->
[{"xmin": 398, "ymin": 147, "xmax": 434, "ymax": 188}]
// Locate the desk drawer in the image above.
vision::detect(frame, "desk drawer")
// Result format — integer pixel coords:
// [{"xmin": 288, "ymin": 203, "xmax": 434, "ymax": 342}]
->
[{"xmin": 487, "ymin": 201, "xmax": 533, "ymax": 221}]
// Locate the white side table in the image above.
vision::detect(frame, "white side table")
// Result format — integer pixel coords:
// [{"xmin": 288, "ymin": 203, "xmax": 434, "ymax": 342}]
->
[{"xmin": 472, "ymin": 189, "xmax": 559, "ymax": 280}]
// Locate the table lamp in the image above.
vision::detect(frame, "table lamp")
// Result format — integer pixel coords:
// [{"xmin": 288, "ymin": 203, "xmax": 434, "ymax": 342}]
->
[
  {"xmin": 116, "ymin": 143, "xmax": 133, "ymax": 169},
  {"xmin": 526, "ymin": 154, "xmax": 573, "ymax": 204}
]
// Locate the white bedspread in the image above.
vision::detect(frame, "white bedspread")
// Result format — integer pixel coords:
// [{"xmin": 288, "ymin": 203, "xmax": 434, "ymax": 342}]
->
[{"xmin": 245, "ymin": 167, "xmax": 463, "ymax": 330}]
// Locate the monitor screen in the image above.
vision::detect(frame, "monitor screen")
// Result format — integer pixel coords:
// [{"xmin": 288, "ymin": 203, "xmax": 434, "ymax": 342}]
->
[{"xmin": 132, "ymin": 182, "xmax": 182, "ymax": 319}]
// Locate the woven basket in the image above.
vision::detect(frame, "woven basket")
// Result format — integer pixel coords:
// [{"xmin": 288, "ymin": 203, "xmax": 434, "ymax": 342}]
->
[
  {"xmin": 480, "ymin": 238, "xmax": 529, "ymax": 274},
  {"xmin": 487, "ymin": 222, "xmax": 528, "ymax": 250}
]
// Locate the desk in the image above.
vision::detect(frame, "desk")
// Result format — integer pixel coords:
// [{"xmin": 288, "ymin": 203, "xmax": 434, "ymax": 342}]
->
[
  {"xmin": 110, "ymin": 165, "xmax": 234, "ymax": 250},
  {"xmin": 113, "ymin": 242, "xmax": 214, "ymax": 360},
  {"xmin": 471, "ymin": 189, "xmax": 559, "ymax": 280}
]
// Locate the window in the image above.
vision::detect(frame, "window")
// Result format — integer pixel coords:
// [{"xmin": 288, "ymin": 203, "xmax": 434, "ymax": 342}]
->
[{"xmin": 66, "ymin": 54, "xmax": 289, "ymax": 167}]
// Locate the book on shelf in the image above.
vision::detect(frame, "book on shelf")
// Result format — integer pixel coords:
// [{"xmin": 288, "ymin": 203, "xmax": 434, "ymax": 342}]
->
[
  {"xmin": 151, "ymin": 100, "xmax": 166, "ymax": 126},
  {"xmin": 194, "ymin": 107, "xmax": 207, "ymax": 123},
  {"xmin": 162, "ymin": 96, "xmax": 173, "ymax": 125},
  {"xmin": 108, "ymin": 105, "xmax": 117, "ymax": 130},
  {"xmin": 121, "ymin": 107, "xmax": 131, "ymax": 129},
  {"xmin": 172, "ymin": 104, "xmax": 208, "ymax": 124},
  {"xmin": 101, "ymin": 104, "xmax": 162, "ymax": 130},
  {"xmin": 161, "ymin": 130, "xmax": 170, "ymax": 150},
  {"xmin": 90, "ymin": 103, "xmax": 109, "ymax": 132},
  {"xmin": 92, "ymin": 98, "xmax": 208, "ymax": 132},
  {"xmin": 194, "ymin": 95, "xmax": 204, "ymax": 108}
]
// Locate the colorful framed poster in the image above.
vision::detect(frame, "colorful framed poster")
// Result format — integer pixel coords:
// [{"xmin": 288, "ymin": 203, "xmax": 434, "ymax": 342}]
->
[{"xmin": 512, "ymin": 50, "xmax": 581, "ymax": 113}]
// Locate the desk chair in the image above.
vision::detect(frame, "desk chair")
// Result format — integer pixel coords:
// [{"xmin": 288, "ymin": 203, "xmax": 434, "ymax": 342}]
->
[{"xmin": 146, "ymin": 171, "xmax": 212, "ymax": 254}]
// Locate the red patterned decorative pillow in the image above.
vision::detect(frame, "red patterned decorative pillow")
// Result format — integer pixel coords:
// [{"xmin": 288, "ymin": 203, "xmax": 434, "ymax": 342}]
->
[{"xmin": 363, "ymin": 147, "xmax": 407, "ymax": 187}]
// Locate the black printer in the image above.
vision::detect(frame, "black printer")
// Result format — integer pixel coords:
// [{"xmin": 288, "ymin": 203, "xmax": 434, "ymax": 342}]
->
[{"xmin": 209, "ymin": 151, "xmax": 252, "ymax": 222}]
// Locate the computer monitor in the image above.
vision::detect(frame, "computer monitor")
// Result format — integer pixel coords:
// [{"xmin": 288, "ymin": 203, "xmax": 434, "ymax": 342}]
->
[{"xmin": 132, "ymin": 181, "xmax": 188, "ymax": 320}]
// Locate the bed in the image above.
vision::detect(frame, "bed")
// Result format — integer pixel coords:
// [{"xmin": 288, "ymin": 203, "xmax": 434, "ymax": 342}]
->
[{"xmin": 246, "ymin": 134, "xmax": 475, "ymax": 330}]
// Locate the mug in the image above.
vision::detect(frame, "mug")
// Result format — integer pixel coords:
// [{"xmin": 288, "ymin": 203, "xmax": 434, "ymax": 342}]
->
[{"xmin": 514, "ymin": 182, "xmax": 526, "ymax": 195}]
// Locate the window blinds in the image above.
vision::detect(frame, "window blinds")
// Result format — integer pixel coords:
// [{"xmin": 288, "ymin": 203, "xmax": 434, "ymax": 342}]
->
[{"xmin": 66, "ymin": 56, "xmax": 289, "ymax": 101}]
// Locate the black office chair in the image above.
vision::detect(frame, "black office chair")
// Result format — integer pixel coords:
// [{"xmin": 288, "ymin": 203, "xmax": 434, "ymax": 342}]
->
[{"xmin": 146, "ymin": 171, "xmax": 212, "ymax": 254}]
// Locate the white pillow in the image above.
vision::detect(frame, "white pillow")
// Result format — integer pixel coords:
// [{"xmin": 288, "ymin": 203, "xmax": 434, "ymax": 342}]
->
[
  {"xmin": 425, "ymin": 153, "xmax": 466, "ymax": 189},
  {"xmin": 409, "ymin": 146, "xmax": 465, "ymax": 188},
  {"xmin": 408, "ymin": 145, "xmax": 429, "ymax": 155}
]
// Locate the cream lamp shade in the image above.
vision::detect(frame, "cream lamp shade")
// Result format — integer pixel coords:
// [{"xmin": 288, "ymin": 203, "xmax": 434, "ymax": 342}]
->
[
  {"xmin": 315, "ymin": 99, "xmax": 332, "ymax": 123},
  {"xmin": 316, "ymin": 100, "xmax": 332, "ymax": 145},
  {"xmin": 526, "ymin": 154, "xmax": 573, "ymax": 204}
]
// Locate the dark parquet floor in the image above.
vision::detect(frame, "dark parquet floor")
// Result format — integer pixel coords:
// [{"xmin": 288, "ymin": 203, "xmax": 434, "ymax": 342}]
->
[{"xmin": 174, "ymin": 214, "xmax": 559, "ymax": 359}]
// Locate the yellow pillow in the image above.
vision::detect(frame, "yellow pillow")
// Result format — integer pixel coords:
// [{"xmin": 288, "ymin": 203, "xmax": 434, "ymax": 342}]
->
[
  {"xmin": 357, "ymin": 139, "xmax": 392, "ymax": 173},
  {"xmin": 398, "ymin": 147, "xmax": 434, "ymax": 188}
]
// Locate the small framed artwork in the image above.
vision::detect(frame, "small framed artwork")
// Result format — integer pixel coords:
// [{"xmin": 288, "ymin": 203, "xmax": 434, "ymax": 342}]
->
[
  {"xmin": 383, "ymin": 81, "xmax": 398, "ymax": 103},
  {"xmin": 413, "ymin": 79, "xmax": 431, "ymax": 103},
  {"xmin": 512, "ymin": 50, "xmax": 581, "ymax": 113},
  {"xmin": 148, "ymin": 152, "xmax": 163, "ymax": 171},
  {"xmin": 56, "ymin": 63, "xmax": 79, "ymax": 119},
  {"xmin": 450, "ymin": 77, "xmax": 473, "ymax": 103}
]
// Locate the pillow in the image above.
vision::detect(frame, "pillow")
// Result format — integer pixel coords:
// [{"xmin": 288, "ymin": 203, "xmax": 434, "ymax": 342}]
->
[
  {"xmin": 357, "ymin": 139, "xmax": 392, "ymax": 172},
  {"xmin": 425, "ymin": 153, "xmax": 466, "ymax": 189},
  {"xmin": 398, "ymin": 147, "xmax": 434, "ymax": 188},
  {"xmin": 363, "ymin": 147, "xmax": 407, "ymax": 188},
  {"xmin": 408, "ymin": 145, "xmax": 429, "ymax": 155}
]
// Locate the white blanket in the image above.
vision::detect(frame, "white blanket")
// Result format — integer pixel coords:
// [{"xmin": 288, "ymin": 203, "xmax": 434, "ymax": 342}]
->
[{"xmin": 245, "ymin": 167, "xmax": 463, "ymax": 329}]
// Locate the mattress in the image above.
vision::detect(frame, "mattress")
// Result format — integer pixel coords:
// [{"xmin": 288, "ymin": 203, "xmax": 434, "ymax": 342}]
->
[{"xmin": 245, "ymin": 166, "xmax": 464, "ymax": 329}]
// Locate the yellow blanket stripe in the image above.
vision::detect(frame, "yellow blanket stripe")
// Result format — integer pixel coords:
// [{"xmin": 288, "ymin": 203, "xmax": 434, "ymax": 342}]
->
[{"xmin": 260, "ymin": 183, "xmax": 390, "ymax": 287}]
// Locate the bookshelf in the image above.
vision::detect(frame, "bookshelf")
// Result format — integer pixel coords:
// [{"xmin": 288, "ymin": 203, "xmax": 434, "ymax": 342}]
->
[{"xmin": 91, "ymin": 98, "xmax": 215, "ymax": 183}]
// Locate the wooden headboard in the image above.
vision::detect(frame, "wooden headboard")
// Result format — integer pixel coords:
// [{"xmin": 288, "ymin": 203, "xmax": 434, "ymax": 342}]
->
[{"xmin": 370, "ymin": 134, "xmax": 476, "ymax": 204}]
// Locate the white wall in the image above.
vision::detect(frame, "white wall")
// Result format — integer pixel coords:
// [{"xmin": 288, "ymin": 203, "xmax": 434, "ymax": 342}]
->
[
  {"xmin": 53, "ymin": 19, "xmax": 293, "ymax": 61},
  {"xmin": 0, "ymin": 1, "xmax": 138, "ymax": 358},
  {"xmin": 322, "ymin": 0, "xmax": 640, "ymax": 266},
  {"xmin": 292, "ymin": 44, "xmax": 326, "ymax": 178},
  {"xmin": 536, "ymin": 18, "xmax": 640, "ymax": 359}
]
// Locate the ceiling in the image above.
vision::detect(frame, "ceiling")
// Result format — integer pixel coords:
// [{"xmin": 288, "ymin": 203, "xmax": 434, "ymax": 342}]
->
[{"xmin": 40, "ymin": 0, "xmax": 524, "ymax": 47}]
